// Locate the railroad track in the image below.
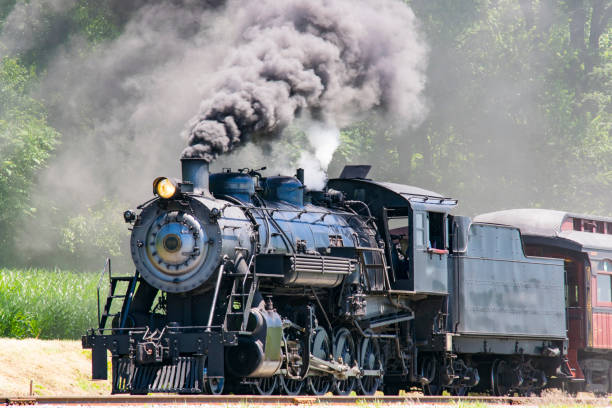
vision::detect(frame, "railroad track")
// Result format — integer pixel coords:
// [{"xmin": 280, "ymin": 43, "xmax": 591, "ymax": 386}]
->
[{"xmin": 2, "ymin": 395, "xmax": 609, "ymax": 406}]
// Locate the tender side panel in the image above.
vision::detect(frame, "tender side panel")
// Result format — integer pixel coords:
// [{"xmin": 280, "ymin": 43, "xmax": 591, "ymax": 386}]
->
[
  {"xmin": 592, "ymin": 311, "xmax": 612, "ymax": 349},
  {"xmin": 455, "ymin": 224, "xmax": 566, "ymax": 338}
]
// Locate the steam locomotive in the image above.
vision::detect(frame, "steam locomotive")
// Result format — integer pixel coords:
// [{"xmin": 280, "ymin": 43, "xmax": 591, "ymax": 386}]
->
[{"xmin": 83, "ymin": 159, "xmax": 586, "ymax": 395}]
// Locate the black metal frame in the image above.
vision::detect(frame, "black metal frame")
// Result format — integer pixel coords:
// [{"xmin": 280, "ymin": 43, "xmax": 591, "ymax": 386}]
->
[{"xmin": 82, "ymin": 326, "xmax": 238, "ymax": 393}]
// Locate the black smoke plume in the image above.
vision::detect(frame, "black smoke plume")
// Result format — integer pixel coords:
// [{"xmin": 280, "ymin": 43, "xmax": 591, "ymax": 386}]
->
[{"xmin": 183, "ymin": 0, "xmax": 427, "ymax": 162}]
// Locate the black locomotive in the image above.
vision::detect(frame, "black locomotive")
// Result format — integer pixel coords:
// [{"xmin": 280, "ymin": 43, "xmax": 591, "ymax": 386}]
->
[{"xmin": 83, "ymin": 159, "xmax": 572, "ymax": 395}]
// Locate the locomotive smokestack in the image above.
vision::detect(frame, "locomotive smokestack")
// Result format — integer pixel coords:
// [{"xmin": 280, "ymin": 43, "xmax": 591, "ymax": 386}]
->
[
  {"xmin": 296, "ymin": 168, "xmax": 304, "ymax": 186},
  {"xmin": 181, "ymin": 158, "xmax": 209, "ymax": 195}
]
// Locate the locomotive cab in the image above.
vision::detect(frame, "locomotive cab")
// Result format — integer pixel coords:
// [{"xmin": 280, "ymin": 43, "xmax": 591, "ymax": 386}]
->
[{"xmin": 328, "ymin": 166, "xmax": 457, "ymax": 294}]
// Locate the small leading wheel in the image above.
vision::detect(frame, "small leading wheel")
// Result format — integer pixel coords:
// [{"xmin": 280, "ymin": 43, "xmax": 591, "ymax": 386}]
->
[
  {"xmin": 333, "ymin": 328, "xmax": 356, "ymax": 396},
  {"xmin": 308, "ymin": 327, "xmax": 332, "ymax": 395},
  {"xmin": 205, "ymin": 377, "xmax": 225, "ymax": 395},
  {"xmin": 253, "ymin": 376, "xmax": 278, "ymax": 395},
  {"xmin": 357, "ymin": 333, "xmax": 382, "ymax": 395},
  {"xmin": 280, "ymin": 375, "xmax": 304, "ymax": 395}
]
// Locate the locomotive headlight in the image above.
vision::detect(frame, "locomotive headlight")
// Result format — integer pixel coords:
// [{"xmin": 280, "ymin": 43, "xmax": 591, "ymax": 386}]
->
[{"xmin": 153, "ymin": 177, "xmax": 177, "ymax": 199}]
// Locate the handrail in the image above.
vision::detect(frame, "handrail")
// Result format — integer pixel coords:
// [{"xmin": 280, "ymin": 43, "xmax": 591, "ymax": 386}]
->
[
  {"xmin": 427, "ymin": 247, "xmax": 449, "ymax": 255},
  {"xmin": 206, "ymin": 259, "xmax": 228, "ymax": 331},
  {"xmin": 88, "ymin": 324, "xmax": 226, "ymax": 336},
  {"xmin": 96, "ymin": 258, "xmax": 111, "ymax": 330},
  {"xmin": 120, "ymin": 272, "xmax": 139, "ymax": 329}
]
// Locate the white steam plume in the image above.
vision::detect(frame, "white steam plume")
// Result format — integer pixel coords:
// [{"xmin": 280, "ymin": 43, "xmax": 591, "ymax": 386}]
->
[{"xmin": 297, "ymin": 124, "xmax": 341, "ymax": 190}]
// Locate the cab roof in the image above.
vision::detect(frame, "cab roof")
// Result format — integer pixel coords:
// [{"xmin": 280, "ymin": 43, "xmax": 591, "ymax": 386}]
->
[{"xmin": 327, "ymin": 178, "xmax": 458, "ymax": 212}]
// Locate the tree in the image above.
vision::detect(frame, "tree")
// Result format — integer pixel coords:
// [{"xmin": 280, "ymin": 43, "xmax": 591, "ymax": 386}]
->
[
  {"xmin": 330, "ymin": 0, "xmax": 612, "ymax": 215},
  {"xmin": 0, "ymin": 57, "xmax": 58, "ymax": 263}
]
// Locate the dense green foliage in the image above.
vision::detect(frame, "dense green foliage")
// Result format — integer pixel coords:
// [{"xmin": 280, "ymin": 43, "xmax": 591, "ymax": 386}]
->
[
  {"xmin": 0, "ymin": 268, "xmax": 99, "ymax": 339},
  {"xmin": 58, "ymin": 200, "xmax": 130, "ymax": 263},
  {"xmin": 0, "ymin": 57, "xmax": 58, "ymax": 262},
  {"xmin": 0, "ymin": 1, "xmax": 123, "ymax": 268},
  {"xmin": 330, "ymin": 0, "xmax": 612, "ymax": 215}
]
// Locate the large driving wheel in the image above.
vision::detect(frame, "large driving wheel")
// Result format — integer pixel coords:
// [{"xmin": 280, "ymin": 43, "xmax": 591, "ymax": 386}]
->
[
  {"xmin": 332, "ymin": 328, "xmax": 356, "ymax": 395},
  {"xmin": 308, "ymin": 327, "xmax": 333, "ymax": 395},
  {"xmin": 253, "ymin": 376, "xmax": 277, "ymax": 395},
  {"xmin": 308, "ymin": 376, "xmax": 332, "ymax": 396},
  {"xmin": 279, "ymin": 375, "xmax": 303, "ymax": 395},
  {"xmin": 357, "ymin": 332, "xmax": 382, "ymax": 395},
  {"xmin": 279, "ymin": 329, "xmax": 306, "ymax": 395}
]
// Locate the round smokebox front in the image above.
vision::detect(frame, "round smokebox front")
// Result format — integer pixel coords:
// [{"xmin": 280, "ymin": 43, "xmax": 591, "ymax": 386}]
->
[{"xmin": 130, "ymin": 198, "xmax": 222, "ymax": 293}]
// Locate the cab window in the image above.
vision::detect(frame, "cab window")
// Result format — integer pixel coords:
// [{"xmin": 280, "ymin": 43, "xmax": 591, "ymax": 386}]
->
[
  {"xmin": 428, "ymin": 212, "xmax": 445, "ymax": 249},
  {"xmin": 388, "ymin": 217, "xmax": 409, "ymax": 257},
  {"xmin": 386, "ymin": 208, "xmax": 410, "ymax": 280},
  {"xmin": 415, "ymin": 213, "xmax": 425, "ymax": 248}
]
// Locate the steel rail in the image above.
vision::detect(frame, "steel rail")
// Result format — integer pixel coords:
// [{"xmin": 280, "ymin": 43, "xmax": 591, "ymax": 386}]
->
[{"xmin": 2, "ymin": 394, "xmax": 608, "ymax": 406}]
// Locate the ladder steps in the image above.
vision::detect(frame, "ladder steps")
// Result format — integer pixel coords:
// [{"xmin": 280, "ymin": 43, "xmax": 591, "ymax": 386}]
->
[
  {"xmin": 224, "ymin": 272, "xmax": 258, "ymax": 330},
  {"xmin": 98, "ymin": 273, "xmax": 139, "ymax": 331}
]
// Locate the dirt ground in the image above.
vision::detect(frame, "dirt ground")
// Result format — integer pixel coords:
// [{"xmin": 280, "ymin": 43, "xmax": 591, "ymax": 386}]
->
[{"xmin": 0, "ymin": 338, "xmax": 110, "ymax": 396}]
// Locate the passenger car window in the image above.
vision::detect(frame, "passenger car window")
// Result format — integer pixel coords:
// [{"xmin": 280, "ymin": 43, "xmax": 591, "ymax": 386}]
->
[
  {"xmin": 597, "ymin": 274, "xmax": 612, "ymax": 303},
  {"xmin": 596, "ymin": 259, "xmax": 612, "ymax": 304}
]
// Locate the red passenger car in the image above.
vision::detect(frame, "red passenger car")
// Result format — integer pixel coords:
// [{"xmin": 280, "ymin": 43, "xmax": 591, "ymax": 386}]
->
[{"xmin": 475, "ymin": 209, "xmax": 612, "ymax": 394}]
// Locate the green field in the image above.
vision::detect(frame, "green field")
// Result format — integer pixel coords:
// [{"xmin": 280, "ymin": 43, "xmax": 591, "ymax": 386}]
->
[{"xmin": 0, "ymin": 268, "xmax": 101, "ymax": 339}]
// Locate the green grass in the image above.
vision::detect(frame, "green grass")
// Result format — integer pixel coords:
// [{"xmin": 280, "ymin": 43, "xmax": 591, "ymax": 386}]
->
[{"xmin": 0, "ymin": 268, "xmax": 100, "ymax": 339}]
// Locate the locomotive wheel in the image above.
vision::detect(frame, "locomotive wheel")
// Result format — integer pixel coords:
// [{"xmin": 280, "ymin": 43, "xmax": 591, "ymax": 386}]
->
[
  {"xmin": 332, "ymin": 328, "xmax": 356, "ymax": 396},
  {"xmin": 280, "ymin": 375, "xmax": 304, "ymax": 395},
  {"xmin": 421, "ymin": 356, "xmax": 442, "ymax": 396},
  {"xmin": 450, "ymin": 386, "xmax": 468, "ymax": 396},
  {"xmin": 205, "ymin": 377, "xmax": 225, "ymax": 395},
  {"xmin": 491, "ymin": 359, "xmax": 509, "ymax": 396},
  {"xmin": 563, "ymin": 379, "xmax": 581, "ymax": 396},
  {"xmin": 383, "ymin": 383, "xmax": 401, "ymax": 395},
  {"xmin": 308, "ymin": 327, "xmax": 332, "ymax": 395},
  {"xmin": 357, "ymin": 333, "xmax": 382, "ymax": 395},
  {"xmin": 308, "ymin": 376, "xmax": 332, "ymax": 396},
  {"xmin": 253, "ymin": 376, "xmax": 278, "ymax": 395}
]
